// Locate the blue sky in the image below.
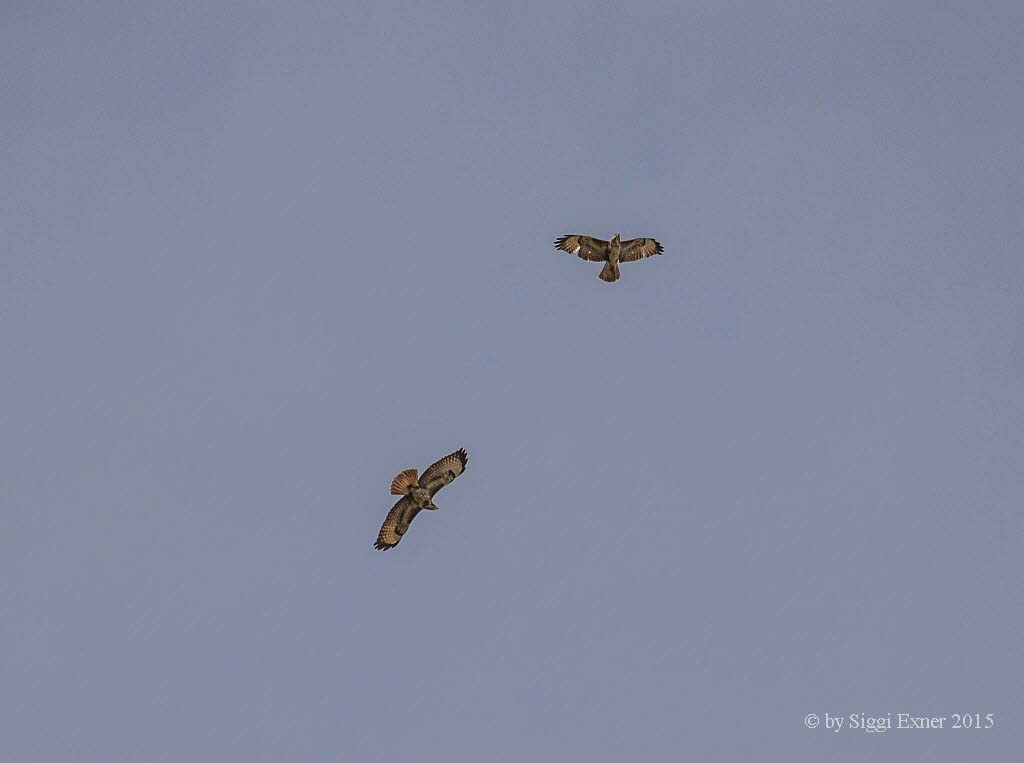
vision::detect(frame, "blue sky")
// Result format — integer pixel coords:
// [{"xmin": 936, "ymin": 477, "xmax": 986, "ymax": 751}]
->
[{"xmin": 3, "ymin": 1, "xmax": 1022, "ymax": 760}]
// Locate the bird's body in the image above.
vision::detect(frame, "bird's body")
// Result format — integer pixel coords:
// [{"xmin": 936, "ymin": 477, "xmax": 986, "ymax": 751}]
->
[
  {"xmin": 374, "ymin": 448, "xmax": 468, "ymax": 550},
  {"xmin": 554, "ymin": 233, "xmax": 663, "ymax": 282},
  {"xmin": 409, "ymin": 485, "xmax": 434, "ymax": 509},
  {"xmin": 605, "ymin": 234, "xmax": 622, "ymax": 282}
]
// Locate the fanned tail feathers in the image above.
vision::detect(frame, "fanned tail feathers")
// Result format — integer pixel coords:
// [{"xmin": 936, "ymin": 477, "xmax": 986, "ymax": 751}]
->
[{"xmin": 390, "ymin": 468, "xmax": 419, "ymax": 495}]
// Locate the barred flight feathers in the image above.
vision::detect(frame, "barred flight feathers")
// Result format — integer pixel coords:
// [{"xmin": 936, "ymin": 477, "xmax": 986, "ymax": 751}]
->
[
  {"xmin": 421, "ymin": 448, "xmax": 468, "ymax": 497},
  {"xmin": 374, "ymin": 496, "xmax": 422, "ymax": 551},
  {"xmin": 619, "ymin": 237, "xmax": 664, "ymax": 262},
  {"xmin": 554, "ymin": 234, "xmax": 610, "ymax": 262}
]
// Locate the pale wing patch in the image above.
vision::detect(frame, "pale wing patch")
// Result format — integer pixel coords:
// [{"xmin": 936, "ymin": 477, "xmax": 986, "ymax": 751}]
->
[
  {"xmin": 619, "ymin": 238, "xmax": 664, "ymax": 263},
  {"xmin": 554, "ymin": 235, "xmax": 609, "ymax": 263}
]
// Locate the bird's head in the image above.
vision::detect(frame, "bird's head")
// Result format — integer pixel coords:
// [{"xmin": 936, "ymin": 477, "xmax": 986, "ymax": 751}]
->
[{"xmin": 611, "ymin": 233, "xmax": 621, "ymax": 242}]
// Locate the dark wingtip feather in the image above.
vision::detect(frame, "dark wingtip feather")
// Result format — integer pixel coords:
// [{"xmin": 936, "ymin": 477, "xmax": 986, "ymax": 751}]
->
[{"xmin": 455, "ymin": 447, "xmax": 468, "ymax": 468}]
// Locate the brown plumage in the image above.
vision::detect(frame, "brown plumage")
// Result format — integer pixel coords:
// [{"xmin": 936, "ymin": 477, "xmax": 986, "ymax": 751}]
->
[
  {"xmin": 554, "ymin": 233, "xmax": 664, "ymax": 282},
  {"xmin": 374, "ymin": 448, "xmax": 468, "ymax": 550}
]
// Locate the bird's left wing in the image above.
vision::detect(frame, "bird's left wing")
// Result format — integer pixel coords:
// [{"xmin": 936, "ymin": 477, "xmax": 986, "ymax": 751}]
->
[
  {"xmin": 619, "ymin": 238, "xmax": 664, "ymax": 262},
  {"xmin": 420, "ymin": 448, "xmax": 468, "ymax": 497},
  {"xmin": 374, "ymin": 496, "xmax": 423, "ymax": 550}
]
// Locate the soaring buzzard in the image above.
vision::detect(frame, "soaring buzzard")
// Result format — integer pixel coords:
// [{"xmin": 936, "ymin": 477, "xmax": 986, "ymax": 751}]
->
[
  {"xmin": 374, "ymin": 448, "xmax": 468, "ymax": 550},
  {"xmin": 554, "ymin": 233, "xmax": 664, "ymax": 283}
]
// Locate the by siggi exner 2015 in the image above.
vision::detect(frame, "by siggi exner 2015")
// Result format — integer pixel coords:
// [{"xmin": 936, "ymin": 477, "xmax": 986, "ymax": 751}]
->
[{"xmin": 807, "ymin": 712, "xmax": 996, "ymax": 733}]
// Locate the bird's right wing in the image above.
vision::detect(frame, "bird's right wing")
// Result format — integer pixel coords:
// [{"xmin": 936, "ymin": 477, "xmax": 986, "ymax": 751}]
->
[
  {"xmin": 554, "ymin": 235, "xmax": 609, "ymax": 262},
  {"xmin": 374, "ymin": 496, "xmax": 423, "ymax": 550}
]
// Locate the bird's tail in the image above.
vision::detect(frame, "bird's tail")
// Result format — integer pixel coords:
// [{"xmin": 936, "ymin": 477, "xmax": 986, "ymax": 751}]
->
[
  {"xmin": 390, "ymin": 468, "xmax": 419, "ymax": 495},
  {"xmin": 599, "ymin": 261, "xmax": 620, "ymax": 283}
]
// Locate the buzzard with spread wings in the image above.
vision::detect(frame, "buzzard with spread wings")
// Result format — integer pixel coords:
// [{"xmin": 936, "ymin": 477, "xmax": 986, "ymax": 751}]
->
[
  {"xmin": 554, "ymin": 233, "xmax": 664, "ymax": 282},
  {"xmin": 374, "ymin": 448, "xmax": 468, "ymax": 550}
]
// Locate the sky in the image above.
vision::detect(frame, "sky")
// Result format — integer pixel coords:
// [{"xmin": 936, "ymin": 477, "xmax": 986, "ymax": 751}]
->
[{"xmin": 3, "ymin": 1, "xmax": 1023, "ymax": 761}]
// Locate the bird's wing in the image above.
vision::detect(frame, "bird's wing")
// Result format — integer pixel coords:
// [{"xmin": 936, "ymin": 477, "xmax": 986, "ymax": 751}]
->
[
  {"xmin": 554, "ymin": 235, "xmax": 610, "ymax": 262},
  {"xmin": 374, "ymin": 496, "xmax": 423, "ymax": 550},
  {"xmin": 420, "ymin": 448, "xmax": 468, "ymax": 498},
  {"xmin": 619, "ymin": 238, "xmax": 664, "ymax": 262}
]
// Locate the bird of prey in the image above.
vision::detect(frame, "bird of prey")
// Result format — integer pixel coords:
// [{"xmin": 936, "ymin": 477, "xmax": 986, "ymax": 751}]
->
[
  {"xmin": 554, "ymin": 233, "xmax": 664, "ymax": 283},
  {"xmin": 374, "ymin": 448, "xmax": 468, "ymax": 550}
]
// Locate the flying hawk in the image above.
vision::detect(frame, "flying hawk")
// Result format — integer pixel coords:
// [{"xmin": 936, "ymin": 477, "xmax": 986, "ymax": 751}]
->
[
  {"xmin": 374, "ymin": 448, "xmax": 468, "ymax": 550},
  {"xmin": 554, "ymin": 233, "xmax": 664, "ymax": 282}
]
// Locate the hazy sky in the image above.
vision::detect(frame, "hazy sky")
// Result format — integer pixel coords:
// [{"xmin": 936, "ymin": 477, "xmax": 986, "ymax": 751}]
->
[{"xmin": 3, "ymin": 2, "xmax": 1022, "ymax": 761}]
